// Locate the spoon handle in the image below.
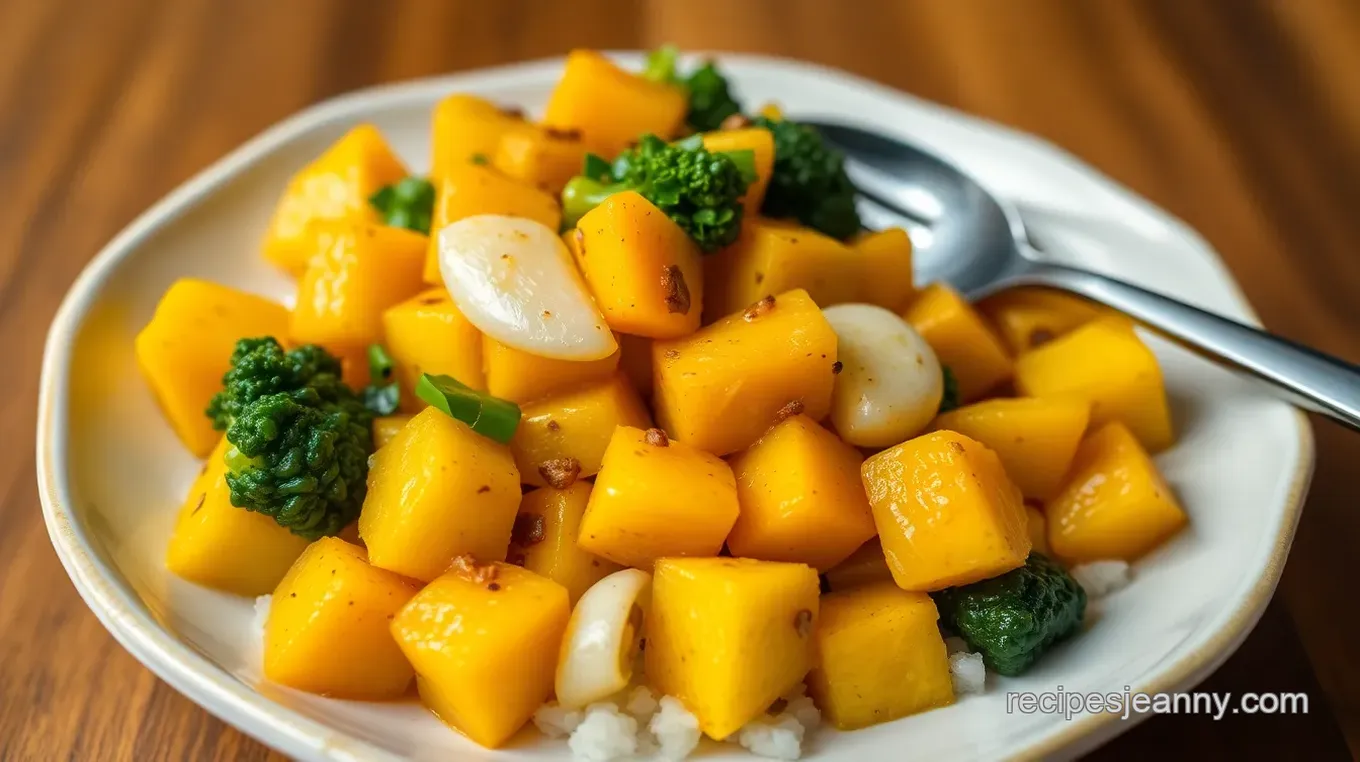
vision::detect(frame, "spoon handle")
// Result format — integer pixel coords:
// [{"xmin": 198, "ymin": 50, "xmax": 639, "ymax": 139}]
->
[{"xmin": 1015, "ymin": 260, "xmax": 1360, "ymax": 431}]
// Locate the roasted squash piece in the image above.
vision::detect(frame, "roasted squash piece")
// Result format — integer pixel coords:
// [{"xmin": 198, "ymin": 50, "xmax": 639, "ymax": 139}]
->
[
  {"xmin": 543, "ymin": 50, "xmax": 688, "ymax": 157},
  {"xmin": 483, "ymin": 336, "xmax": 620, "ymax": 404},
  {"xmin": 510, "ymin": 373, "xmax": 652, "ymax": 487},
  {"xmin": 653, "ymin": 289, "xmax": 838, "ymax": 456},
  {"xmin": 493, "ymin": 124, "xmax": 590, "ymax": 195},
  {"xmin": 372, "ymin": 414, "xmax": 412, "ymax": 449},
  {"xmin": 360, "ymin": 408, "xmax": 521, "ymax": 581},
  {"xmin": 617, "ymin": 333, "xmax": 654, "ymax": 400},
  {"xmin": 509, "ymin": 482, "xmax": 623, "ymax": 604},
  {"xmin": 727, "ymin": 415, "xmax": 877, "ymax": 570},
  {"xmin": 430, "ymin": 94, "xmax": 529, "ymax": 182},
  {"xmin": 1025, "ymin": 505, "xmax": 1050, "ymax": 555},
  {"xmin": 392, "ymin": 561, "xmax": 570, "ymax": 748},
  {"xmin": 383, "ymin": 288, "xmax": 485, "ymax": 410},
  {"xmin": 861, "ymin": 430, "xmax": 1030, "ymax": 591},
  {"xmin": 135, "ymin": 279, "xmax": 291, "ymax": 457},
  {"xmin": 979, "ymin": 288, "xmax": 1101, "ymax": 355},
  {"xmin": 823, "ymin": 539, "xmax": 894, "ymax": 592},
  {"xmin": 263, "ymin": 124, "xmax": 407, "ymax": 276},
  {"xmin": 700, "ymin": 127, "xmax": 776, "ymax": 212},
  {"xmin": 932, "ymin": 397, "xmax": 1091, "ymax": 501},
  {"xmin": 902, "ymin": 283, "xmax": 1013, "ymax": 402},
  {"xmin": 264, "ymin": 537, "xmax": 420, "ymax": 699},
  {"xmin": 851, "ymin": 227, "xmax": 916, "ymax": 312},
  {"xmin": 1046, "ymin": 421, "xmax": 1187, "ymax": 562},
  {"xmin": 578, "ymin": 426, "xmax": 739, "ymax": 569},
  {"xmin": 645, "ymin": 558, "xmax": 820, "ymax": 740},
  {"xmin": 575, "ymin": 191, "xmax": 705, "ymax": 338},
  {"xmin": 807, "ymin": 582, "xmax": 953, "ymax": 730},
  {"xmin": 702, "ymin": 218, "xmax": 857, "ymax": 321}
]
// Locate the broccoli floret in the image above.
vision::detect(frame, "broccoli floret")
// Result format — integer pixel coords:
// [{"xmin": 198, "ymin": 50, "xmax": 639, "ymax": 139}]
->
[
  {"xmin": 561, "ymin": 134, "xmax": 753, "ymax": 252},
  {"xmin": 206, "ymin": 338, "xmax": 348, "ymax": 431},
  {"xmin": 752, "ymin": 116, "xmax": 862, "ymax": 240},
  {"xmin": 369, "ymin": 176, "xmax": 435, "ymax": 234},
  {"xmin": 938, "ymin": 366, "xmax": 961, "ymax": 413},
  {"xmin": 643, "ymin": 46, "xmax": 743, "ymax": 133},
  {"xmin": 933, "ymin": 553, "xmax": 1087, "ymax": 676}
]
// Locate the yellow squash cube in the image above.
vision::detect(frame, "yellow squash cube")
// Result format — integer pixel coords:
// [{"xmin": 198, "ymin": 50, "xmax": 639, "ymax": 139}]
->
[
  {"xmin": 932, "ymin": 397, "xmax": 1091, "ymax": 501},
  {"xmin": 510, "ymin": 482, "xmax": 623, "ymax": 604},
  {"xmin": 165, "ymin": 438, "xmax": 309, "ymax": 595},
  {"xmin": 618, "ymin": 333, "xmax": 654, "ymax": 400},
  {"xmin": 700, "ymin": 127, "xmax": 776, "ymax": 212},
  {"xmin": 702, "ymin": 218, "xmax": 858, "ymax": 322},
  {"xmin": 979, "ymin": 288, "xmax": 1101, "ymax": 355},
  {"xmin": 576, "ymin": 192, "xmax": 705, "ymax": 338},
  {"xmin": 851, "ymin": 227, "xmax": 916, "ymax": 312},
  {"xmin": 823, "ymin": 539, "xmax": 894, "ymax": 592},
  {"xmin": 727, "ymin": 415, "xmax": 877, "ymax": 570},
  {"xmin": 807, "ymin": 582, "xmax": 954, "ymax": 730},
  {"xmin": 263, "ymin": 124, "xmax": 408, "ymax": 276},
  {"xmin": 1046, "ymin": 421, "xmax": 1187, "ymax": 563},
  {"xmin": 135, "ymin": 279, "xmax": 291, "ymax": 457},
  {"xmin": 360, "ymin": 408, "xmax": 521, "ymax": 581},
  {"xmin": 578, "ymin": 426, "xmax": 739, "ymax": 569},
  {"xmin": 430, "ymin": 94, "xmax": 529, "ymax": 182},
  {"xmin": 861, "ymin": 430, "xmax": 1030, "ymax": 591},
  {"xmin": 902, "ymin": 283, "xmax": 1013, "ymax": 402},
  {"xmin": 653, "ymin": 289, "xmax": 838, "ymax": 456},
  {"xmin": 543, "ymin": 50, "xmax": 687, "ymax": 157},
  {"xmin": 421, "ymin": 163, "xmax": 563, "ymax": 285},
  {"xmin": 510, "ymin": 373, "xmax": 652, "ymax": 488},
  {"xmin": 372, "ymin": 414, "xmax": 412, "ymax": 449},
  {"xmin": 382, "ymin": 288, "xmax": 486, "ymax": 409},
  {"xmin": 392, "ymin": 562, "xmax": 570, "ymax": 748},
  {"xmin": 646, "ymin": 558, "xmax": 820, "ymax": 740},
  {"xmin": 1026, "ymin": 505, "xmax": 1050, "ymax": 556},
  {"xmin": 290, "ymin": 222, "xmax": 427, "ymax": 353},
  {"xmin": 493, "ymin": 124, "xmax": 590, "ymax": 195},
  {"xmin": 264, "ymin": 537, "xmax": 420, "ymax": 699},
  {"xmin": 1015, "ymin": 318, "xmax": 1174, "ymax": 452},
  {"xmin": 483, "ymin": 337, "xmax": 620, "ymax": 404}
]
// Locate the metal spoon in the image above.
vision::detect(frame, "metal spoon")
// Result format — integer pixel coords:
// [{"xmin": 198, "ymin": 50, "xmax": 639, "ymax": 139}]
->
[{"xmin": 807, "ymin": 120, "xmax": 1360, "ymax": 431}]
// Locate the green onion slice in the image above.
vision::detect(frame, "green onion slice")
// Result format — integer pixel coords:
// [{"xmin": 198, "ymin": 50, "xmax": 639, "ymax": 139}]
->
[{"xmin": 415, "ymin": 373, "xmax": 521, "ymax": 443}]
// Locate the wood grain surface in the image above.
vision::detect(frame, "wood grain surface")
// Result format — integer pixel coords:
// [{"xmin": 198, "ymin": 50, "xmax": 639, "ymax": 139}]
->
[{"xmin": 2, "ymin": 0, "xmax": 1357, "ymax": 759}]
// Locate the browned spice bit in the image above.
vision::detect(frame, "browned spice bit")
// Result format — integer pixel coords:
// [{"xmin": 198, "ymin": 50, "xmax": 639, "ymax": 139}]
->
[
  {"xmin": 572, "ymin": 227, "xmax": 586, "ymax": 257},
  {"xmin": 418, "ymin": 295, "xmax": 443, "ymax": 305},
  {"xmin": 661, "ymin": 264, "xmax": 691, "ymax": 315},
  {"xmin": 742, "ymin": 294, "xmax": 776, "ymax": 322},
  {"xmin": 499, "ymin": 105, "xmax": 526, "ymax": 119},
  {"xmin": 477, "ymin": 485, "xmax": 491, "ymax": 494},
  {"xmin": 538, "ymin": 457, "xmax": 582, "ymax": 489},
  {"xmin": 644, "ymin": 427, "xmax": 670, "ymax": 447},
  {"xmin": 487, "ymin": 582, "xmax": 502, "ymax": 591},
  {"xmin": 542, "ymin": 309, "xmax": 553, "ymax": 318},
  {"xmin": 547, "ymin": 419, "xmax": 561, "ymax": 432},
  {"xmin": 773, "ymin": 399, "xmax": 805, "ymax": 425},
  {"xmin": 948, "ymin": 441, "xmax": 966, "ymax": 453},
  {"xmin": 451, "ymin": 554, "xmax": 499, "ymax": 584},
  {"xmin": 190, "ymin": 494, "xmax": 206, "ymax": 515},
  {"xmin": 754, "ymin": 272, "xmax": 764, "ymax": 285},
  {"xmin": 664, "ymin": 348, "xmax": 680, "ymax": 360},
  {"xmin": 720, "ymin": 113, "xmax": 754, "ymax": 130},
  {"xmin": 794, "ymin": 609, "xmax": 813, "ymax": 637},
  {"xmin": 512, "ymin": 512, "xmax": 547, "ymax": 547},
  {"xmin": 832, "ymin": 361, "xmax": 844, "ymax": 374},
  {"xmin": 544, "ymin": 126, "xmax": 583, "ymax": 141},
  {"xmin": 1029, "ymin": 328, "xmax": 1055, "ymax": 348}
]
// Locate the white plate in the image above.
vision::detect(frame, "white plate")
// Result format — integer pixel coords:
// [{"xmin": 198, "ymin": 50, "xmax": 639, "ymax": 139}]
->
[{"xmin": 36, "ymin": 53, "xmax": 1313, "ymax": 761}]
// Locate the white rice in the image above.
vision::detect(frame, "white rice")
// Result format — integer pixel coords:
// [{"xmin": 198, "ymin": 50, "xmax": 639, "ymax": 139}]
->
[
  {"xmin": 1070, "ymin": 560, "xmax": 1132, "ymax": 599},
  {"xmin": 650, "ymin": 696, "xmax": 701, "ymax": 761},
  {"xmin": 568, "ymin": 703, "xmax": 640, "ymax": 761},
  {"xmin": 949, "ymin": 652, "xmax": 987, "ymax": 695},
  {"xmin": 533, "ymin": 702, "xmax": 585, "ymax": 739},
  {"xmin": 944, "ymin": 636, "xmax": 971, "ymax": 656}
]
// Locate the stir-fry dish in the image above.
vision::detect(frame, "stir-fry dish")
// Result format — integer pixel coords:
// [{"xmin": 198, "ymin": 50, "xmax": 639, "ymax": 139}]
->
[{"xmin": 140, "ymin": 47, "xmax": 1188, "ymax": 759}]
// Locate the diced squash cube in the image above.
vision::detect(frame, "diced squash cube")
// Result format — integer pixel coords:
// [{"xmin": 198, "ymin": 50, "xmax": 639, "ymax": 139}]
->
[
  {"xmin": 902, "ymin": 283, "xmax": 1013, "ymax": 402},
  {"xmin": 493, "ymin": 124, "xmax": 590, "ymax": 195},
  {"xmin": 483, "ymin": 337, "xmax": 620, "ymax": 404},
  {"xmin": 1046, "ymin": 421, "xmax": 1187, "ymax": 562},
  {"xmin": 1014, "ymin": 318, "xmax": 1174, "ymax": 452},
  {"xmin": 135, "ymin": 279, "xmax": 290, "ymax": 456},
  {"xmin": 331, "ymin": 342, "xmax": 375, "ymax": 392},
  {"xmin": 290, "ymin": 222, "xmax": 427, "ymax": 353},
  {"xmin": 932, "ymin": 397, "xmax": 1091, "ymax": 501},
  {"xmin": 578, "ymin": 426, "xmax": 739, "ymax": 569},
  {"xmin": 980, "ymin": 288, "xmax": 1101, "ymax": 355},
  {"xmin": 372, "ymin": 415, "xmax": 412, "ymax": 449},
  {"xmin": 823, "ymin": 539, "xmax": 893, "ymax": 592},
  {"xmin": 392, "ymin": 562, "xmax": 570, "ymax": 748},
  {"xmin": 806, "ymin": 582, "xmax": 953, "ymax": 730},
  {"xmin": 383, "ymin": 288, "xmax": 486, "ymax": 410},
  {"xmin": 543, "ymin": 50, "xmax": 687, "ymax": 157},
  {"xmin": 360, "ymin": 408, "xmax": 521, "ymax": 581},
  {"xmin": 618, "ymin": 333, "xmax": 654, "ymax": 399},
  {"xmin": 727, "ymin": 415, "xmax": 877, "ymax": 570},
  {"xmin": 422, "ymin": 163, "xmax": 563, "ymax": 285},
  {"xmin": 700, "ymin": 127, "xmax": 776, "ymax": 212},
  {"xmin": 645, "ymin": 558, "xmax": 820, "ymax": 740},
  {"xmin": 702, "ymin": 218, "xmax": 858, "ymax": 321},
  {"xmin": 511, "ymin": 373, "xmax": 652, "ymax": 487},
  {"xmin": 262, "ymin": 125, "xmax": 408, "ymax": 276},
  {"xmin": 576, "ymin": 192, "xmax": 704, "ymax": 338},
  {"xmin": 1026, "ymin": 505, "xmax": 1050, "ymax": 555},
  {"xmin": 165, "ymin": 437, "xmax": 309, "ymax": 594},
  {"xmin": 851, "ymin": 228, "xmax": 916, "ymax": 312},
  {"xmin": 510, "ymin": 482, "xmax": 623, "ymax": 603},
  {"xmin": 653, "ymin": 289, "xmax": 838, "ymax": 456},
  {"xmin": 861, "ymin": 430, "xmax": 1030, "ymax": 591},
  {"xmin": 430, "ymin": 94, "xmax": 529, "ymax": 182},
  {"xmin": 264, "ymin": 537, "xmax": 420, "ymax": 698}
]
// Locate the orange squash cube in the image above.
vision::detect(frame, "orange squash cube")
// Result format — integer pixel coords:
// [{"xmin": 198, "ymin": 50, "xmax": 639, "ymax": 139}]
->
[
  {"xmin": 727, "ymin": 415, "xmax": 877, "ymax": 570},
  {"xmin": 1046, "ymin": 421, "xmax": 1187, "ymax": 563},
  {"xmin": 979, "ymin": 288, "xmax": 1101, "ymax": 355},
  {"xmin": 1014, "ymin": 318, "xmax": 1174, "ymax": 452},
  {"xmin": 135, "ymin": 279, "xmax": 291, "ymax": 457},
  {"xmin": 510, "ymin": 373, "xmax": 652, "ymax": 487},
  {"xmin": 578, "ymin": 426, "xmax": 739, "ymax": 569},
  {"xmin": 851, "ymin": 227, "xmax": 916, "ymax": 312},
  {"xmin": 493, "ymin": 124, "xmax": 590, "ymax": 195},
  {"xmin": 823, "ymin": 539, "xmax": 894, "ymax": 593},
  {"xmin": 543, "ymin": 50, "xmax": 687, "ymax": 157},
  {"xmin": 576, "ymin": 192, "xmax": 705, "ymax": 338},
  {"xmin": 264, "ymin": 537, "xmax": 420, "ymax": 699},
  {"xmin": 861, "ymin": 430, "xmax": 1030, "ymax": 591},
  {"xmin": 902, "ymin": 283, "xmax": 1013, "ymax": 402},
  {"xmin": 653, "ymin": 289, "xmax": 838, "ymax": 456},
  {"xmin": 702, "ymin": 218, "xmax": 858, "ymax": 321},
  {"xmin": 932, "ymin": 397, "xmax": 1091, "ymax": 500},
  {"xmin": 618, "ymin": 333, "xmax": 654, "ymax": 399},
  {"xmin": 430, "ymin": 94, "xmax": 530, "ymax": 182},
  {"xmin": 700, "ymin": 127, "xmax": 776, "ymax": 212},
  {"xmin": 510, "ymin": 482, "xmax": 623, "ymax": 604},
  {"xmin": 382, "ymin": 288, "xmax": 485, "ymax": 409},
  {"xmin": 482, "ymin": 337, "xmax": 620, "ymax": 404},
  {"xmin": 1026, "ymin": 505, "xmax": 1050, "ymax": 556},
  {"xmin": 372, "ymin": 414, "xmax": 412, "ymax": 449}
]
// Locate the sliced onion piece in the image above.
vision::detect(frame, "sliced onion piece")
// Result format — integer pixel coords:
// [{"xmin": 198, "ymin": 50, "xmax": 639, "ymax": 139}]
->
[
  {"xmin": 555, "ymin": 568, "xmax": 651, "ymax": 709},
  {"xmin": 438, "ymin": 215, "xmax": 616, "ymax": 360}
]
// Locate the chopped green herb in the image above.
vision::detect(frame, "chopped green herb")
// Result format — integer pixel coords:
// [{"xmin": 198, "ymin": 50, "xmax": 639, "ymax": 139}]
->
[
  {"xmin": 416, "ymin": 373, "xmax": 521, "ymax": 443},
  {"xmin": 939, "ymin": 366, "xmax": 961, "ymax": 413},
  {"xmin": 362, "ymin": 344, "xmax": 400, "ymax": 416},
  {"xmin": 368, "ymin": 177, "xmax": 436, "ymax": 234},
  {"xmin": 470, "ymin": 152, "xmax": 490, "ymax": 166}
]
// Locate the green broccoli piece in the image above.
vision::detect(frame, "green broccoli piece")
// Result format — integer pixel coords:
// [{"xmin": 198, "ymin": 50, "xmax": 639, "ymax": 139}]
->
[
  {"xmin": 369, "ymin": 176, "xmax": 435, "ymax": 234},
  {"xmin": 206, "ymin": 338, "xmax": 348, "ymax": 431},
  {"xmin": 642, "ymin": 46, "xmax": 743, "ymax": 133},
  {"xmin": 752, "ymin": 116, "xmax": 862, "ymax": 240},
  {"xmin": 938, "ymin": 366, "xmax": 961, "ymax": 413},
  {"xmin": 933, "ymin": 553, "xmax": 1087, "ymax": 676},
  {"xmin": 560, "ymin": 134, "xmax": 754, "ymax": 252}
]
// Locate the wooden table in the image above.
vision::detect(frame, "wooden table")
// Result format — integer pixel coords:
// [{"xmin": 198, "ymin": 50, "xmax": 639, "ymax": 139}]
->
[{"xmin": 2, "ymin": 0, "xmax": 1357, "ymax": 759}]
